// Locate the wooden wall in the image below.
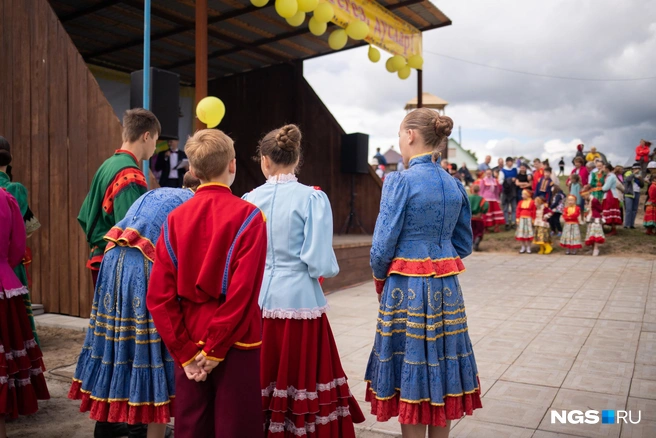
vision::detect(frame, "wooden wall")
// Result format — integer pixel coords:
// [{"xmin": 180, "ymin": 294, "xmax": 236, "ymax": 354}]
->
[
  {"xmin": 210, "ymin": 63, "xmax": 383, "ymax": 233},
  {"xmin": 0, "ymin": 0, "xmax": 123, "ymax": 317}
]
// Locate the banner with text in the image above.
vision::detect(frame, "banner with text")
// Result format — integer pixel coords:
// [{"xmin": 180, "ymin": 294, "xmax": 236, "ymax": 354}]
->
[{"xmin": 324, "ymin": 0, "xmax": 422, "ymax": 58}]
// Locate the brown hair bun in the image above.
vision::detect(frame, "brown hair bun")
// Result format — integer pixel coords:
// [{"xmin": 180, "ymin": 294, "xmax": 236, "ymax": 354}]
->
[
  {"xmin": 275, "ymin": 124, "xmax": 302, "ymax": 153},
  {"xmin": 434, "ymin": 115, "xmax": 453, "ymax": 139}
]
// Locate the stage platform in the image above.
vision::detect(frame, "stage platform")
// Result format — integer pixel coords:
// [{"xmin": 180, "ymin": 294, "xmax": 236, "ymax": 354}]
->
[{"xmin": 324, "ymin": 235, "xmax": 373, "ymax": 294}]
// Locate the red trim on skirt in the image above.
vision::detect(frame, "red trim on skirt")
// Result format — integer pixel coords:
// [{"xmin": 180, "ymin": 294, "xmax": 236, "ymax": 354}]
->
[
  {"xmin": 515, "ymin": 237, "xmax": 534, "ymax": 242},
  {"xmin": 602, "ymin": 192, "xmax": 622, "ymax": 225},
  {"xmin": 483, "ymin": 201, "xmax": 505, "ymax": 227},
  {"xmin": 68, "ymin": 380, "xmax": 174, "ymax": 425},
  {"xmin": 560, "ymin": 243, "xmax": 583, "ymax": 249},
  {"xmin": 585, "ymin": 236, "xmax": 606, "ymax": 245},
  {"xmin": 364, "ymin": 381, "xmax": 483, "ymax": 427}
]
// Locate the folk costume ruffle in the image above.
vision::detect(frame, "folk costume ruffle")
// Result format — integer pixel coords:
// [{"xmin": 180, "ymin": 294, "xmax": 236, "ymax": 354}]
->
[
  {"xmin": 515, "ymin": 218, "xmax": 534, "ymax": 241},
  {"xmin": 483, "ymin": 201, "xmax": 505, "ymax": 227},
  {"xmin": 585, "ymin": 220, "xmax": 606, "ymax": 246},
  {"xmin": 602, "ymin": 191, "xmax": 622, "ymax": 226},
  {"xmin": 560, "ymin": 224, "xmax": 582, "ymax": 249}
]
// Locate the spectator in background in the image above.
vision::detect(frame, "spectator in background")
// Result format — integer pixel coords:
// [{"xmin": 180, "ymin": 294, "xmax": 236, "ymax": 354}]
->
[
  {"xmin": 373, "ymin": 147, "xmax": 388, "ymax": 166},
  {"xmin": 532, "ymin": 158, "xmax": 544, "ymax": 192},
  {"xmin": 155, "ymin": 139, "xmax": 187, "ymax": 188},
  {"xmin": 499, "ymin": 157, "xmax": 518, "ymax": 230},
  {"xmin": 558, "ymin": 157, "xmax": 565, "ymax": 177},
  {"xmin": 478, "ymin": 155, "xmax": 492, "ymax": 172},
  {"xmin": 535, "ymin": 167, "xmax": 555, "ymax": 204},
  {"xmin": 459, "ymin": 163, "xmax": 474, "ymax": 185},
  {"xmin": 375, "ymin": 164, "xmax": 385, "ymax": 180},
  {"xmin": 493, "ymin": 157, "xmax": 504, "ymax": 173},
  {"xmin": 568, "ymin": 156, "xmax": 589, "ymax": 186},
  {"xmin": 586, "ymin": 146, "xmax": 601, "ymax": 163},
  {"xmin": 515, "ymin": 163, "xmax": 531, "ymax": 201},
  {"xmin": 636, "ymin": 140, "xmax": 651, "ymax": 177},
  {"xmin": 574, "ymin": 143, "xmax": 585, "ymax": 165},
  {"xmin": 441, "ymin": 159, "xmax": 450, "ymax": 171},
  {"xmin": 623, "ymin": 163, "xmax": 644, "ymax": 229}
]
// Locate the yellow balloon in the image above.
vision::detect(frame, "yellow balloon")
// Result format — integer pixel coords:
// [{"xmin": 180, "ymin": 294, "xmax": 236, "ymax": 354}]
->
[
  {"xmin": 196, "ymin": 96, "xmax": 226, "ymax": 128},
  {"xmin": 250, "ymin": 0, "xmax": 268, "ymax": 7},
  {"xmin": 313, "ymin": 3, "xmax": 334, "ymax": 23},
  {"xmin": 408, "ymin": 54, "xmax": 424, "ymax": 70},
  {"xmin": 308, "ymin": 16, "xmax": 327, "ymax": 36},
  {"xmin": 398, "ymin": 66, "xmax": 411, "ymax": 80},
  {"xmin": 368, "ymin": 45, "xmax": 381, "ymax": 63},
  {"xmin": 346, "ymin": 20, "xmax": 369, "ymax": 40},
  {"xmin": 390, "ymin": 55, "xmax": 406, "ymax": 72},
  {"xmin": 328, "ymin": 29, "xmax": 348, "ymax": 50},
  {"xmin": 297, "ymin": 0, "xmax": 319, "ymax": 13},
  {"xmin": 385, "ymin": 57, "xmax": 396, "ymax": 72},
  {"xmin": 275, "ymin": 0, "xmax": 297, "ymax": 18},
  {"xmin": 286, "ymin": 10, "xmax": 306, "ymax": 26}
]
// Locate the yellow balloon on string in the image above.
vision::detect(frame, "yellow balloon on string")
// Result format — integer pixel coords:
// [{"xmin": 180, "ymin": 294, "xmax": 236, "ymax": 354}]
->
[
  {"xmin": 196, "ymin": 97, "xmax": 226, "ymax": 128},
  {"xmin": 250, "ymin": 0, "xmax": 268, "ymax": 7},
  {"xmin": 398, "ymin": 66, "xmax": 411, "ymax": 80},
  {"xmin": 346, "ymin": 20, "xmax": 369, "ymax": 40},
  {"xmin": 368, "ymin": 45, "xmax": 381, "ymax": 63},
  {"xmin": 286, "ymin": 10, "xmax": 306, "ymax": 27},
  {"xmin": 328, "ymin": 29, "xmax": 348, "ymax": 50},
  {"xmin": 298, "ymin": 0, "xmax": 319, "ymax": 13},
  {"xmin": 313, "ymin": 2, "xmax": 334, "ymax": 23},
  {"xmin": 275, "ymin": 0, "xmax": 298, "ymax": 18},
  {"xmin": 308, "ymin": 16, "xmax": 327, "ymax": 36}
]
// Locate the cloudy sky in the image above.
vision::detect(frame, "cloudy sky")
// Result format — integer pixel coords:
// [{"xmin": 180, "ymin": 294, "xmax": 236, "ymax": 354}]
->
[{"xmin": 304, "ymin": 0, "xmax": 656, "ymax": 169}]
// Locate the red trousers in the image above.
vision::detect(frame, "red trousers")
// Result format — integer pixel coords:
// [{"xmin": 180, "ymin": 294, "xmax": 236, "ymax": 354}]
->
[
  {"xmin": 471, "ymin": 218, "xmax": 485, "ymax": 241},
  {"xmin": 174, "ymin": 348, "xmax": 263, "ymax": 438}
]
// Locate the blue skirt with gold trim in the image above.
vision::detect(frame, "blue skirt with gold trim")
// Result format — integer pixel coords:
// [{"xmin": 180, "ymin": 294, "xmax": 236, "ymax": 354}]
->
[
  {"xmin": 364, "ymin": 274, "xmax": 482, "ymax": 426},
  {"xmin": 69, "ymin": 247, "xmax": 175, "ymax": 424}
]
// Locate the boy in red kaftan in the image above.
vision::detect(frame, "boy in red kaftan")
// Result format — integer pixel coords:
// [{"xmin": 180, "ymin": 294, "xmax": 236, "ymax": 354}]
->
[{"xmin": 147, "ymin": 129, "xmax": 268, "ymax": 438}]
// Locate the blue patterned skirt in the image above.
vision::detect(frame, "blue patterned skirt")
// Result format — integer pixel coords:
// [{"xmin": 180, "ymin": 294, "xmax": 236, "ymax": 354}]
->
[
  {"xmin": 69, "ymin": 247, "xmax": 175, "ymax": 424},
  {"xmin": 364, "ymin": 274, "xmax": 482, "ymax": 426}
]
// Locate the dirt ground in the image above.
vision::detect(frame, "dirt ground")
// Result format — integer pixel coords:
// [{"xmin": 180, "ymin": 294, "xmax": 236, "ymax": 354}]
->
[{"xmin": 7, "ymin": 327, "xmax": 95, "ymax": 438}]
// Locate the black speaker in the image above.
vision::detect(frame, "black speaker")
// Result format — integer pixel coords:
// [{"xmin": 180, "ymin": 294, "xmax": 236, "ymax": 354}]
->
[
  {"xmin": 341, "ymin": 133, "xmax": 370, "ymax": 174},
  {"xmin": 130, "ymin": 68, "xmax": 180, "ymax": 140}
]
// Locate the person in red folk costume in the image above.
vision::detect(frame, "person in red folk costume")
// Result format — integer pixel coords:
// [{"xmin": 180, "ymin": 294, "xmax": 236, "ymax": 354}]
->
[
  {"xmin": 147, "ymin": 129, "xmax": 268, "ymax": 438},
  {"xmin": 560, "ymin": 195, "xmax": 583, "ymax": 255},
  {"xmin": 636, "ymin": 139, "xmax": 651, "ymax": 177},
  {"xmin": 243, "ymin": 125, "xmax": 364, "ymax": 437},
  {"xmin": 0, "ymin": 188, "xmax": 50, "ymax": 438},
  {"xmin": 600, "ymin": 164, "xmax": 622, "ymax": 236},
  {"xmin": 479, "ymin": 168, "xmax": 504, "ymax": 232},
  {"xmin": 515, "ymin": 189, "xmax": 536, "ymax": 254},
  {"xmin": 582, "ymin": 186, "xmax": 605, "ymax": 256}
]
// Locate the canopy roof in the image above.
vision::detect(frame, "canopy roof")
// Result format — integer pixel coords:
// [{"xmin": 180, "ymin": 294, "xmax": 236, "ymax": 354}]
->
[
  {"xmin": 48, "ymin": 0, "xmax": 451, "ymax": 84},
  {"xmin": 404, "ymin": 92, "xmax": 448, "ymax": 110}
]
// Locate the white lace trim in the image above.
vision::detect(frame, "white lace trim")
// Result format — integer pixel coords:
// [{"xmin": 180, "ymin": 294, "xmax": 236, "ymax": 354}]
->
[
  {"xmin": 0, "ymin": 376, "xmax": 6, "ymax": 384},
  {"xmin": 0, "ymin": 345, "xmax": 4, "ymax": 354},
  {"xmin": 3, "ymin": 340, "xmax": 37, "ymax": 361},
  {"xmin": 266, "ymin": 173, "xmax": 298, "ymax": 184},
  {"xmin": 0, "ymin": 286, "xmax": 29, "ymax": 299},
  {"xmin": 262, "ymin": 377, "xmax": 348, "ymax": 400},
  {"xmin": 262, "ymin": 305, "xmax": 329, "ymax": 320},
  {"xmin": 267, "ymin": 407, "xmax": 351, "ymax": 436}
]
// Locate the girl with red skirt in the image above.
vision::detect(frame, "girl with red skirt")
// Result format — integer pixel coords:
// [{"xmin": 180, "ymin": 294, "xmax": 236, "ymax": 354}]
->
[
  {"xmin": 0, "ymin": 188, "xmax": 49, "ymax": 438},
  {"xmin": 480, "ymin": 169, "xmax": 505, "ymax": 232},
  {"xmin": 601, "ymin": 164, "xmax": 622, "ymax": 235},
  {"xmin": 243, "ymin": 125, "xmax": 364, "ymax": 437}
]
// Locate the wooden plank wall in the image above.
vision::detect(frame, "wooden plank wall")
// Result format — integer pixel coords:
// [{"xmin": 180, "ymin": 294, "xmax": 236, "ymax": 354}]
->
[
  {"xmin": 209, "ymin": 63, "xmax": 383, "ymax": 233},
  {"xmin": 0, "ymin": 0, "xmax": 123, "ymax": 317}
]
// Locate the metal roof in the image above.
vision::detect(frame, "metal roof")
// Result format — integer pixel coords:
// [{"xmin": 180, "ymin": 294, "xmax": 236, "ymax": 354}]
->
[{"xmin": 48, "ymin": 0, "xmax": 451, "ymax": 84}]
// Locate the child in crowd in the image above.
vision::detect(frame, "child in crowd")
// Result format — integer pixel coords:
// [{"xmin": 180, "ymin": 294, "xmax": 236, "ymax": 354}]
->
[
  {"xmin": 147, "ymin": 129, "xmax": 268, "ymax": 438},
  {"xmin": 516, "ymin": 189, "xmax": 536, "ymax": 253},
  {"xmin": 243, "ymin": 124, "xmax": 364, "ymax": 437},
  {"xmin": 535, "ymin": 167, "xmax": 555, "ymax": 204},
  {"xmin": 182, "ymin": 171, "xmax": 201, "ymax": 191},
  {"xmin": 549, "ymin": 185, "xmax": 565, "ymax": 236},
  {"xmin": 480, "ymin": 168, "xmax": 504, "ymax": 232},
  {"xmin": 468, "ymin": 184, "xmax": 489, "ymax": 251},
  {"xmin": 0, "ymin": 189, "xmax": 49, "ymax": 438},
  {"xmin": 645, "ymin": 176, "xmax": 656, "ymax": 235},
  {"xmin": 560, "ymin": 195, "xmax": 583, "ymax": 255},
  {"xmin": 533, "ymin": 196, "xmax": 553, "ymax": 254},
  {"xmin": 582, "ymin": 186, "xmax": 605, "ymax": 256},
  {"xmin": 69, "ymin": 189, "xmax": 193, "ymax": 437}
]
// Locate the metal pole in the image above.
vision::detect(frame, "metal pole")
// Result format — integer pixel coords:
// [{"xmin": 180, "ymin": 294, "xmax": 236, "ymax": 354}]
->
[
  {"xmin": 196, "ymin": 0, "xmax": 208, "ymax": 130},
  {"xmin": 142, "ymin": 0, "xmax": 151, "ymax": 188},
  {"xmin": 417, "ymin": 69, "xmax": 423, "ymax": 109}
]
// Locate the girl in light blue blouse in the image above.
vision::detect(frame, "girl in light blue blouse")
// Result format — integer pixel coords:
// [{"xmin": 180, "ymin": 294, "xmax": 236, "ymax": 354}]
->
[
  {"xmin": 365, "ymin": 109, "xmax": 482, "ymax": 438},
  {"xmin": 243, "ymin": 124, "xmax": 364, "ymax": 437}
]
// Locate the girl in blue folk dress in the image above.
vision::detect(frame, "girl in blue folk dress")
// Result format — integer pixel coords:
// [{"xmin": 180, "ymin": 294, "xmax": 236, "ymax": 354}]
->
[
  {"xmin": 69, "ymin": 188, "xmax": 193, "ymax": 438},
  {"xmin": 365, "ymin": 109, "xmax": 482, "ymax": 438}
]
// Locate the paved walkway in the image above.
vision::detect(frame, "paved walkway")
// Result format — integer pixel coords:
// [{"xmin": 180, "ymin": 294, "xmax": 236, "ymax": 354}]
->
[{"xmin": 328, "ymin": 253, "xmax": 656, "ymax": 438}]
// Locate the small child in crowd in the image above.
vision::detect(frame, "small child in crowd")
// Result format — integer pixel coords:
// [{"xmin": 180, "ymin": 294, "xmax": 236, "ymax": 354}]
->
[
  {"xmin": 516, "ymin": 189, "xmax": 536, "ymax": 253},
  {"xmin": 569, "ymin": 173, "xmax": 582, "ymax": 217},
  {"xmin": 533, "ymin": 196, "xmax": 553, "ymax": 254},
  {"xmin": 560, "ymin": 195, "xmax": 583, "ymax": 255},
  {"xmin": 468, "ymin": 184, "xmax": 489, "ymax": 251},
  {"xmin": 182, "ymin": 170, "xmax": 201, "ymax": 191},
  {"xmin": 583, "ymin": 186, "xmax": 605, "ymax": 256},
  {"xmin": 148, "ymin": 129, "xmax": 268, "ymax": 438},
  {"xmin": 549, "ymin": 185, "xmax": 565, "ymax": 237},
  {"xmin": 535, "ymin": 167, "xmax": 555, "ymax": 204}
]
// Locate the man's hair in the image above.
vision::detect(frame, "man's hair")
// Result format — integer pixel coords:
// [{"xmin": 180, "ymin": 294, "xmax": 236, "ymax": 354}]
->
[
  {"xmin": 185, "ymin": 129, "xmax": 235, "ymax": 180},
  {"xmin": 544, "ymin": 167, "xmax": 552, "ymax": 172},
  {"xmin": 506, "ymin": 156, "xmax": 513, "ymax": 163},
  {"xmin": 122, "ymin": 108, "xmax": 161, "ymax": 143}
]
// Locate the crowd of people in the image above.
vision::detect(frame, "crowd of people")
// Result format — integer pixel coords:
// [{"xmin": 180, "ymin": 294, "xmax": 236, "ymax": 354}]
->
[
  {"xmin": 460, "ymin": 142, "xmax": 656, "ymax": 255},
  {"xmin": 0, "ymin": 108, "xmax": 484, "ymax": 438}
]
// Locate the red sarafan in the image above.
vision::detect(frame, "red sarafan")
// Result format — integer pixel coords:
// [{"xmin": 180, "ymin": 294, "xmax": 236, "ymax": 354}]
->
[{"xmin": 0, "ymin": 188, "xmax": 49, "ymax": 419}]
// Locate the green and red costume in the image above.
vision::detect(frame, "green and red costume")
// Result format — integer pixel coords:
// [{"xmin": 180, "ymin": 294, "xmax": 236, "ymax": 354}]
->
[
  {"xmin": 78, "ymin": 150, "xmax": 147, "ymax": 278},
  {"xmin": 0, "ymin": 171, "xmax": 41, "ymax": 344}
]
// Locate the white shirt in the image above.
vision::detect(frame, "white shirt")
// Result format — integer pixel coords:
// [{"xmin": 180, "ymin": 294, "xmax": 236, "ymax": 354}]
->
[{"xmin": 168, "ymin": 151, "xmax": 179, "ymax": 179}]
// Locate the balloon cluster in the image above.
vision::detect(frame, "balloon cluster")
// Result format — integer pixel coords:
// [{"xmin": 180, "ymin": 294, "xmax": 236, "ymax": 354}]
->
[
  {"xmin": 252, "ymin": 0, "xmax": 370, "ymax": 50},
  {"xmin": 196, "ymin": 96, "xmax": 226, "ymax": 128},
  {"xmin": 367, "ymin": 49, "xmax": 423, "ymax": 80}
]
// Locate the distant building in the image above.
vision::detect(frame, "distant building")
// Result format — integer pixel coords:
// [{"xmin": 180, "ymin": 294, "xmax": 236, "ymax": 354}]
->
[
  {"xmin": 405, "ymin": 93, "xmax": 449, "ymax": 115},
  {"xmin": 382, "ymin": 147, "xmax": 403, "ymax": 171},
  {"xmin": 446, "ymin": 138, "xmax": 477, "ymax": 170}
]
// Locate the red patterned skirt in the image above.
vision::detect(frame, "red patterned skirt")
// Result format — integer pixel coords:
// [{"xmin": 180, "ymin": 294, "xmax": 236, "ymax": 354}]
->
[
  {"xmin": 483, "ymin": 201, "xmax": 505, "ymax": 227},
  {"xmin": 645, "ymin": 203, "xmax": 656, "ymax": 228},
  {"xmin": 602, "ymin": 192, "xmax": 622, "ymax": 225},
  {"xmin": 261, "ymin": 314, "xmax": 365, "ymax": 437},
  {"xmin": 0, "ymin": 288, "xmax": 50, "ymax": 418}
]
